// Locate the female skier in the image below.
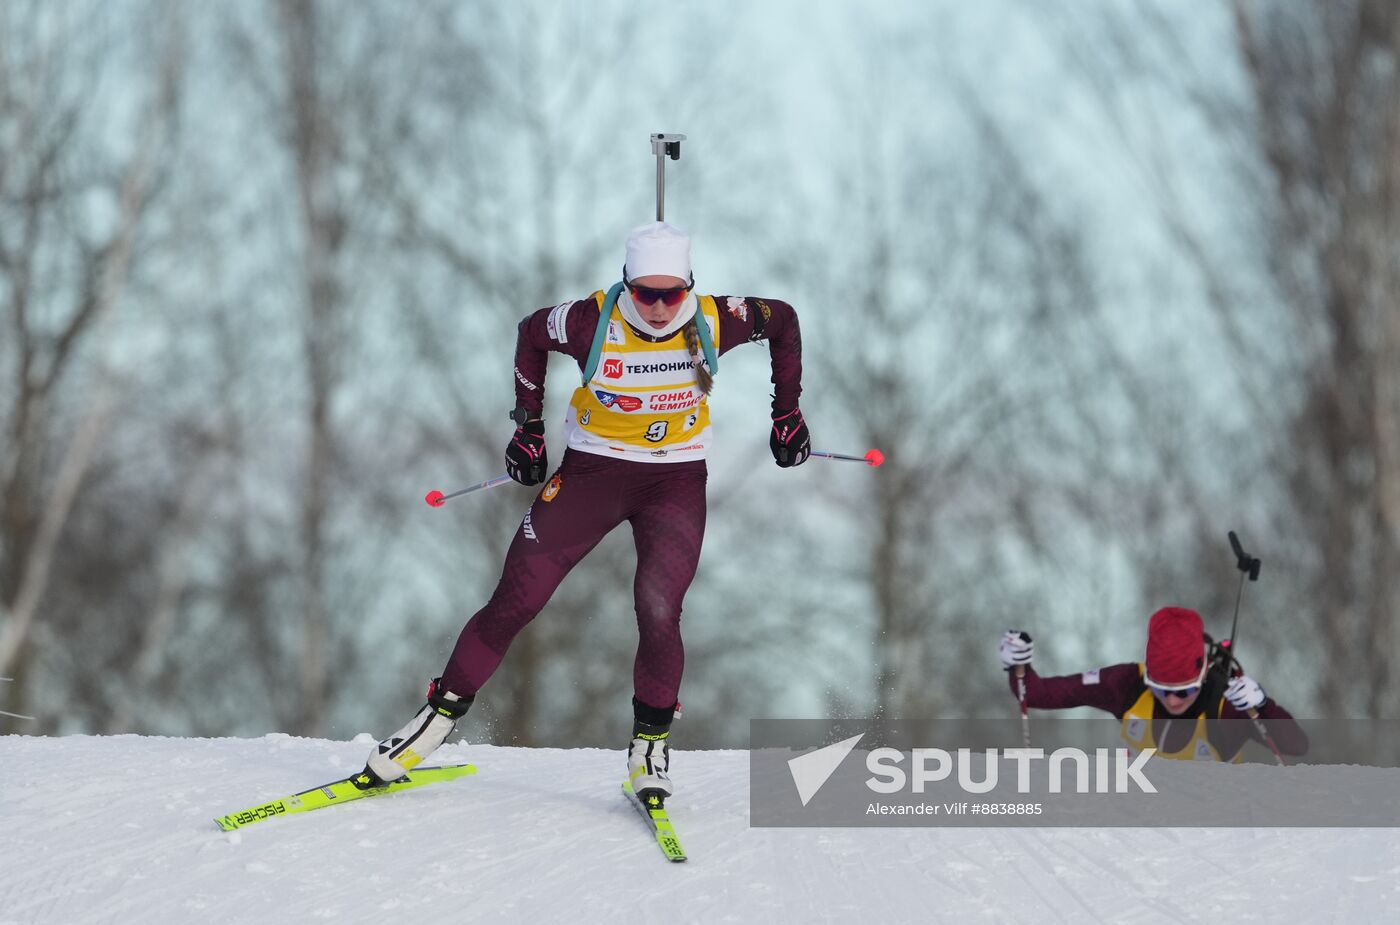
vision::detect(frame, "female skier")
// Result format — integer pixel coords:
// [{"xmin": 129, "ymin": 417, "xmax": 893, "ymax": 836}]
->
[
  {"xmin": 999, "ymin": 606, "xmax": 1308, "ymax": 761},
  {"xmin": 358, "ymin": 221, "xmax": 809, "ymax": 800}
]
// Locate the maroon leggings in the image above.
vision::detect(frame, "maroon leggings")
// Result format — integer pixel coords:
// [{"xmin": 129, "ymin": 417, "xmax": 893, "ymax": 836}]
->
[{"xmin": 441, "ymin": 449, "xmax": 707, "ymax": 710}]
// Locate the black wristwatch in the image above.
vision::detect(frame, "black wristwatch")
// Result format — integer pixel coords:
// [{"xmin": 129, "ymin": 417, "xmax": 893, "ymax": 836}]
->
[{"xmin": 509, "ymin": 406, "xmax": 532, "ymax": 425}]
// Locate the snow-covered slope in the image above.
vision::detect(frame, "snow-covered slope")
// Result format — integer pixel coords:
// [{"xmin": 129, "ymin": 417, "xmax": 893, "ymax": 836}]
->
[{"xmin": 3, "ymin": 734, "xmax": 1397, "ymax": 924}]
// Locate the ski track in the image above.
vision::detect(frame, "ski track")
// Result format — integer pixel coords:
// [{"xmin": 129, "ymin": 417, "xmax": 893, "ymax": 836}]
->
[{"xmin": 2, "ymin": 734, "xmax": 1398, "ymax": 924}]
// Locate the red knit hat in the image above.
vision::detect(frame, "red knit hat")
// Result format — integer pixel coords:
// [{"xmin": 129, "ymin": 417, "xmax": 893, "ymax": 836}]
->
[{"xmin": 1145, "ymin": 607, "xmax": 1207, "ymax": 687}]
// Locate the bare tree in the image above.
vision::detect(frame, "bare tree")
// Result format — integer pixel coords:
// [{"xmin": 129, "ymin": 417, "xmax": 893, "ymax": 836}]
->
[
  {"xmin": 877, "ymin": 154, "xmax": 1119, "ymax": 712},
  {"xmin": 1036, "ymin": 0, "xmax": 1400, "ymax": 716},
  {"xmin": 0, "ymin": 1, "xmax": 185, "ymax": 730},
  {"xmin": 198, "ymin": 1, "xmax": 461, "ymax": 736}
]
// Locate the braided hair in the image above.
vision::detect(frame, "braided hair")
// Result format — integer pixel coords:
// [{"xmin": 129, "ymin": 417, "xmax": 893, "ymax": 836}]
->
[{"xmin": 682, "ymin": 318, "xmax": 714, "ymax": 395}]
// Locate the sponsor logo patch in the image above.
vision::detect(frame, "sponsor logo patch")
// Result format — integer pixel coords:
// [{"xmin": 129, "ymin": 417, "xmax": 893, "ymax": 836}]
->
[
  {"xmin": 749, "ymin": 298, "xmax": 774, "ymax": 342},
  {"xmin": 607, "ymin": 320, "xmax": 625, "ymax": 345},
  {"xmin": 725, "ymin": 296, "xmax": 748, "ymax": 322},
  {"xmin": 514, "ymin": 367, "xmax": 538, "ymax": 391},
  {"xmin": 522, "ymin": 511, "xmax": 537, "ymax": 541},
  {"xmin": 1082, "ymin": 669, "xmax": 1100, "ymax": 686},
  {"xmin": 595, "ymin": 390, "xmax": 644, "ymax": 412},
  {"xmin": 542, "ymin": 473, "xmax": 562, "ymax": 502},
  {"xmin": 625, "ymin": 359, "xmax": 704, "ymax": 375},
  {"xmin": 546, "ymin": 301, "xmax": 572, "ymax": 343},
  {"xmin": 602, "ymin": 357, "xmax": 624, "ymax": 379}
]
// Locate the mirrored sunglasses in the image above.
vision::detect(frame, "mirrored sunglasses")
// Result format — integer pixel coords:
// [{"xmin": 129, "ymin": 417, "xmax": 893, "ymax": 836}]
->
[
  {"xmin": 1148, "ymin": 683, "xmax": 1201, "ymax": 698},
  {"xmin": 625, "ymin": 276, "xmax": 693, "ymax": 307}
]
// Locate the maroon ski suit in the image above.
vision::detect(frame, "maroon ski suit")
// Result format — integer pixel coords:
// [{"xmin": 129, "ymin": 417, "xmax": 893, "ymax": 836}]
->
[
  {"xmin": 1010, "ymin": 663, "xmax": 1309, "ymax": 760},
  {"xmin": 440, "ymin": 295, "xmax": 803, "ymax": 712}
]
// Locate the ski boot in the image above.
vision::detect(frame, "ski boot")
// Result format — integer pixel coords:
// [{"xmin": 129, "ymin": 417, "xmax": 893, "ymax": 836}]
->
[
  {"xmin": 354, "ymin": 677, "xmax": 473, "ymax": 790},
  {"xmin": 627, "ymin": 697, "xmax": 676, "ymax": 804}
]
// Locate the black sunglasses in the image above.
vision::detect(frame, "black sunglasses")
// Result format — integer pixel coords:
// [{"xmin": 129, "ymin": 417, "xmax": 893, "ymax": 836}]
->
[{"xmin": 624, "ymin": 271, "xmax": 694, "ymax": 308}]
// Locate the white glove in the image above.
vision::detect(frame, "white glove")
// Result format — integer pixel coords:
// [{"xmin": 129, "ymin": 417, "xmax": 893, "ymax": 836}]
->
[
  {"xmin": 1225, "ymin": 675, "xmax": 1266, "ymax": 711},
  {"xmin": 998, "ymin": 630, "xmax": 1034, "ymax": 670}
]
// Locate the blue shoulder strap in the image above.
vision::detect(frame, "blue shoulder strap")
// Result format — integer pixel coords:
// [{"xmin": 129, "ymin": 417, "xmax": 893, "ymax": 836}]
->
[
  {"xmin": 582, "ymin": 282, "xmax": 625, "ymax": 386},
  {"xmin": 581, "ymin": 284, "xmax": 720, "ymax": 384},
  {"xmin": 694, "ymin": 304, "xmax": 719, "ymax": 376}
]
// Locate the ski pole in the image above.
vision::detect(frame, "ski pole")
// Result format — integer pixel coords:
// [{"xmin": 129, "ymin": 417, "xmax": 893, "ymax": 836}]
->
[
  {"xmin": 810, "ymin": 448, "xmax": 886, "ymax": 467},
  {"xmin": 425, "ymin": 475, "xmax": 513, "ymax": 508},
  {"xmin": 1015, "ymin": 665, "xmax": 1031, "ymax": 747},
  {"xmin": 1226, "ymin": 530, "xmax": 1261, "ymax": 644},
  {"xmin": 651, "ymin": 133, "xmax": 686, "ymax": 221},
  {"xmin": 1222, "ymin": 531, "xmax": 1285, "ymax": 765},
  {"xmin": 0, "ymin": 677, "xmax": 33, "ymax": 721}
]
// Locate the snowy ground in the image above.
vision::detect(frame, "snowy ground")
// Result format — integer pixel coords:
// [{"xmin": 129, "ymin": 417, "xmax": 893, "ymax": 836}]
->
[{"xmin": 3, "ymin": 734, "xmax": 1398, "ymax": 924}]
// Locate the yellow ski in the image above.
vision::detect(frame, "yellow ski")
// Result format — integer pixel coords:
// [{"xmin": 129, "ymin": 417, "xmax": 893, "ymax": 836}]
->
[
  {"xmin": 622, "ymin": 780, "xmax": 687, "ymax": 862},
  {"xmin": 214, "ymin": 763, "xmax": 477, "ymax": 832}
]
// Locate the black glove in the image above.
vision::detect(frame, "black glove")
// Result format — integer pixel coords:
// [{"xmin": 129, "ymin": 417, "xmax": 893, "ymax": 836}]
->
[
  {"xmin": 505, "ymin": 419, "xmax": 548, "ymax": 486},
  {"xmin": 770, "ymin": 407, "xmax": 811, "ymax": 467}
]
